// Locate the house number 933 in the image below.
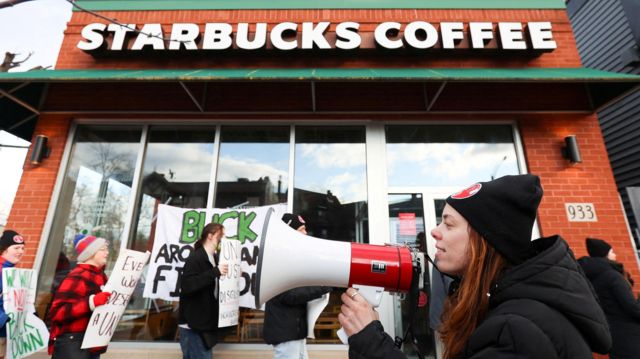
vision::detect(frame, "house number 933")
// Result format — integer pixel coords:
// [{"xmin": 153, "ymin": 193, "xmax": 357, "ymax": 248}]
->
[{"xmin": 565, "ymin": 203, "xmax": 597, "ymax": 222}]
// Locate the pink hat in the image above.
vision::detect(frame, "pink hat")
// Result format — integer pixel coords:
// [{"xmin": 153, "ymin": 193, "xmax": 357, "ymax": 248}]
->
[{"xmin": 73, "ymin": 233, "xmax": 107, "ymax": 262}]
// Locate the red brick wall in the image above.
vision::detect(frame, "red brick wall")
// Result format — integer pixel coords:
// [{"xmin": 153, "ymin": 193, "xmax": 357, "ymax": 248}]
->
[
  {"xmin": 520, "ymin": 113, "xmax": 640, "ymax": 289},
  {"xmin": 6, "ymin": 114, "xmax": 72, "ymax": 269},
  {"xmin": 56, "ymin": 9, "xmax": 581, "ymax": 69}
]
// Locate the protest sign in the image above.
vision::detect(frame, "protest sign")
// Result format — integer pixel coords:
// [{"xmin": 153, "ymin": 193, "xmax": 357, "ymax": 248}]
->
[
  {"xmin": 218, "ymin": 238, "xmax": 242, "ymax": 327},
  {"xmin": 2, "ymin": 268, "xmax": 49, "ymax": 359},
  {"xmin": 81, "ymin": 249, "xmax": 150, "ymax": 349},
  {"xmin": 142, "ymin": 203, "xmax": 286, "ymax": 309}
]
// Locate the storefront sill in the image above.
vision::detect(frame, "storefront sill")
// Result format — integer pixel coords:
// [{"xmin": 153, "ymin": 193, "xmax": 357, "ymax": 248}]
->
[{"xmin": 27, "ymin": 343, "xmax": 348, "ymax": 359}]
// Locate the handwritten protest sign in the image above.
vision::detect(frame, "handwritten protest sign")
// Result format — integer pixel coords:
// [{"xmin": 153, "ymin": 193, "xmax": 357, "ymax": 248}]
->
[
  {"xmin": 2, "ymin": 268, "xmax": 49, "ymax": 359},
  {"xmin": 143, "ymin": 203, "xmax": 286, "ymax": 309},
  {"xmin": 81, "ymin": 249, "xmax": 150, "ymax": 349},
  {"xmin": 218, "ymin": 238, "xmax": 242, "ymax": 327}
]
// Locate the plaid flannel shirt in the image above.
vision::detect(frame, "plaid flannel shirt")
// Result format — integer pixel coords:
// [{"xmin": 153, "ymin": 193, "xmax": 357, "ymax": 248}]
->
[{"xmin": 47, "ymin": 263, "xmax": 108, "ymax": 354}]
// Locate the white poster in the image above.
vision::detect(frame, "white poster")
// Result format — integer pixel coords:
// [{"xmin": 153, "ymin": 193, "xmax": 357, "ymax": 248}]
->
[
  {"xmin": 143, "ymin": 203, "xmax": 286, "ymax": 309},
  {"xmin": 306, "ymin": 294, "xmax": 330, "ymax": 339},
  {"xmin": 81, "ymin": 249, "xmax": 150, "ymax": 349},
  {"xmin": 2, "ymin": 268, "xmax": 49, "ymax": 359},
  {"xmin": 218, "ymin": 238, "xmax": 242, "ymax": 327}
]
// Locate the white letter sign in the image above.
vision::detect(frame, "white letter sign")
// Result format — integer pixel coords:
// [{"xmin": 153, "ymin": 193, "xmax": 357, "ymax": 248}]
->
[
  {"xmin": 3, "ymin": 268, "xmax": 49, "ymax": 359},
  {"xmin": 81, "ymin": 249, "xmax": 150, "ymax": 349},
  {"xmin": 218, "ymin": 238, "xmax": 242, "ymax": 327}
]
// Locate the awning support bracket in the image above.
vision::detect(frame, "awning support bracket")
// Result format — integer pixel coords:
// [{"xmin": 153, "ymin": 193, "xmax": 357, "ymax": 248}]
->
[
  {"xmin": 0, "ymin": 82, "xmax": 31, "ymax": 100},
  {"xmin": 593, "ymin": 83, "xmax": 640, "ymax": 113},
  {"xmin": 0, "ymin": 86, "xmax": 40, "ymax": 115},
  {"xmin": 584, "ymin": 82, "xmax": 595, "ymax": 112},
  {"xmin": 422, "ymin": 82, "xmax": 430, "ymax": 111},
  {"xmin": 427, "ymin": 81, "xmax": 447, "ymax": 111},
  {"xmin": 201, "ymin": 82, "xmax": 208, "ymax": 112},
  {"xmin": 6, "ymin": 113, "xmax": 38, "ymax": 134},
  {"xmin": 179, "ymin": 81, "xmax": 204, "ymax": 112},
  {"xmin": 311, "ymin": 81, "xmax": 317, "ymax": 112}
]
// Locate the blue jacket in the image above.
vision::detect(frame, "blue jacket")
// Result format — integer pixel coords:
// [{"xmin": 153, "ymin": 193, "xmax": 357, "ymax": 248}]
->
[{"xmin": 0, "ymin": 257, "xmax": 16, "ymax": 337}]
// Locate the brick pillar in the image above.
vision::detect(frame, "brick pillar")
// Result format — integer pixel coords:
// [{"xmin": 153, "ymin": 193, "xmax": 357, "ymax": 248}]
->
[{"xmin": 5, "ymin": 114, "xmax": 72, "ymax": 269}]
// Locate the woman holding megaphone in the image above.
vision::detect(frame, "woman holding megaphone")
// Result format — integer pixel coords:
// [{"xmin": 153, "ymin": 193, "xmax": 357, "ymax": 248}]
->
[{"xmin": 339, "ymin": 174, "xmax": 612, "ymax": 359}]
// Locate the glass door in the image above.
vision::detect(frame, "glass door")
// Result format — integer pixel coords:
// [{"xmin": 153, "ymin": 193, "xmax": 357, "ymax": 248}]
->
[{"xmin": 388, "ymin": 189, "xmax": 451, "ymax": 359}]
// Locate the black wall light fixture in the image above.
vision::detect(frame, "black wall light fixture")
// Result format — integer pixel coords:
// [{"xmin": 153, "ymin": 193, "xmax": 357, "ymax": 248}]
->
[
  {"xmin": 30, "ymin": 135, "xmax": 51, "ymax": 165},
  {"xmin": 562, "ymin": 135, "xmax": 582, "ymax": 164}
]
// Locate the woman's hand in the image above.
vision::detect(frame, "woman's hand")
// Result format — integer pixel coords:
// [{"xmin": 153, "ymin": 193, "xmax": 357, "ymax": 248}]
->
[
  {"xmin": 219, "ymin": 263, "xmax": 229, "ymax": 276},
  {"xmin": 338, "ymin": 288, "xmax": 380, "ymax": 337}
]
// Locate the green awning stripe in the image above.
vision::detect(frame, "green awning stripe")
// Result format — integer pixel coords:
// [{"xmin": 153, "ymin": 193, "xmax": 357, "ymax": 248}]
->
[
  {"xmin": 1, "ymin": 68, "xmax": 639, "ymax": 82},
  {"xmin": 73, "ymin": 0, "xmax": 566, "ymax": 11}
]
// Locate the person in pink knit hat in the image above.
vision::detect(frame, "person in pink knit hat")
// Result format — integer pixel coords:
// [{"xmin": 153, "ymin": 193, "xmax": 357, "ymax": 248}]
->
[{"xmin": 47, "ymin": 233, "xmax": 111, "ymax": 358}]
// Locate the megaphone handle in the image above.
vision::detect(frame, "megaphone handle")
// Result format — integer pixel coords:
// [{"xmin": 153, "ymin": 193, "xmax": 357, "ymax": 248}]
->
[
  {"xmin": 337, "ymin": 285, "xmax": 385, "ymax": 345},
  {"xmin": 337, "ymin": 327, "xmax": 349, "ymax": 344}
]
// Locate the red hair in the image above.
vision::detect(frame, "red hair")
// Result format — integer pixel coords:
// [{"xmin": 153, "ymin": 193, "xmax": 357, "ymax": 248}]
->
[{"xmin": 439, "ymin": 228, "xmax": 508, "ymax": 359}]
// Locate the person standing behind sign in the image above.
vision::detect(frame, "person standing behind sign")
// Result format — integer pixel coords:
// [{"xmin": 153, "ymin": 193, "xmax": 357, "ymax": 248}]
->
[
  {"xmin": 263, "ymin": 213, "xmax": 332, "ymax": 359},
  {"xmin": 179, "ymin": 223, "xmax": 229, "ymax": 359},
  {"xmin": 47, "ymin": 234, "xmax": 111, "ymax": 359},
  {"xmin": 0, "ymin": 230, "xmax": 26, "ymax": 359},
  {"xmin": 578, "ymin": 238, "xmax": 640, "ymax": 359}
]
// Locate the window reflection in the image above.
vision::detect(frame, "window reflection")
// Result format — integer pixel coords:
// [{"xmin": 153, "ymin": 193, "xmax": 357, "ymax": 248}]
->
[
  {"xmin": 108, "ymin": 127, "xmax": 216, "ymax": 342},
  {"xmin": 215, "ymin": 126, "xmax": 289, "ymax": 208},
  {"xmin": 386, "ymin": 125, "xmax": 520, "ymax": 187},
  {"xmin": 36, "ymin": 126, "xmax": 142, "ymax": 325},
  {"xmin": 388, "ymin": 194, "xmax": 437, "ymax": 358},
  {"xmin": 294, "ymin": 126, "xmax": 368, "ymax": 244},
  {"xmin": 293, "ymin": 126, "xmax": 368, "ymax": 344},
  {"xmin": 214, "ymin": 126, "xmax": 290, "ymax": 343}
]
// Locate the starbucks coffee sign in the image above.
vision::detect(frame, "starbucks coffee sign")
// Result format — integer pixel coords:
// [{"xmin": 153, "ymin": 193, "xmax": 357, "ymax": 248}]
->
[{"xmin": 78, "ymin": 21, "xmax": 557, "ymax": 53}]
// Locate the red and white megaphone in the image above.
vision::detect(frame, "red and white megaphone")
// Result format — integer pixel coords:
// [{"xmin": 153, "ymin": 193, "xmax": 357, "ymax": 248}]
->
[{"xmin": 254, "ymin": 208, "xmax": 426, "ymax": 309}]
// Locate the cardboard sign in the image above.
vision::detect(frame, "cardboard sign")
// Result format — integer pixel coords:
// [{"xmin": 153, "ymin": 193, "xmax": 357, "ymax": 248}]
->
[
  {"xmin": 81, "ymin": 249, "xmax": 150, "ymax": 349},
  {"xmin": 218, "ymin": 238, "xmax": 242, "ymax": 327},
  {"xmin": 142, "ymin": 203, "xmax": 286, "ymax": 309},
  {"xmin": 2, "ymin": 268, "xmax": 49, "ymax": 359}
]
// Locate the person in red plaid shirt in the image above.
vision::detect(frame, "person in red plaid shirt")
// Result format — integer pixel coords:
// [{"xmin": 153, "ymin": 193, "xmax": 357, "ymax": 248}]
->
[{"xmin": 47, "ymin": 233, "xmax": 111, "ymax": 359}]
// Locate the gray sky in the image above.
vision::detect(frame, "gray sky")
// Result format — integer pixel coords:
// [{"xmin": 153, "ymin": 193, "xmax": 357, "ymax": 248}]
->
[{"xmin": 0, "ymin": 0, "xmax": 71, "ymax": 224}]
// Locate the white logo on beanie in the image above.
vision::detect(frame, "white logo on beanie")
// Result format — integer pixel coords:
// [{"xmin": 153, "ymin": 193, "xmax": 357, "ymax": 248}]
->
[
  {"xmin": 12, "ymin": 235, "xmax": 24, "ymax": 244},
  {"xmin": 451, "ymin": 183, "xmax": 482, "ymax": 199}
]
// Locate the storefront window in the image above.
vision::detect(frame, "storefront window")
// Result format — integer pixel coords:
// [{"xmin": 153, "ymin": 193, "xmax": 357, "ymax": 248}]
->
[
  {"xmin": 294, "ymin": 126, "xmax": 369, "ymax": 243},
  {"xmin": 386, "ymin": 125, "xmax": 520, "ymax": 187},
  {"xmin": 214, "ymin": 126, "xmax": 290, "ymax": 343},
  {"xmin": 36, "ymin": 126, "xmax": 142, "ymax": 321},
  {"xmin": 292, "ymin": 125, "xmax": 368, "ymax": 344},
  {"xmin": 214, "ymin": 126, "xmax": 290, "ymax": 208},
  {"xmin": 113, "ymin": 127, "xmax": 216, "ymax": 342},
  {"xmin": 34, "ymin": 124, "xmax": 375, "ymax": 346}
]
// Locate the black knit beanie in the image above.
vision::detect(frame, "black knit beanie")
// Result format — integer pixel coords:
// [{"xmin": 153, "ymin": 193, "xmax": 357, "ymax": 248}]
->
[
  {"xmin": 586, "ymin": 238, "xmax": 612, "ymax": 258},
  {"xmin": 0, "ymin": 230, "xmax": 25, "ymax": 249},
  {"xmin": 445, "ymin": 174, "xmax": 543, "ymax": 264},
  {"xmin": 282, "ymin": 213, "xmax": 306, "ymax": 230}
]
